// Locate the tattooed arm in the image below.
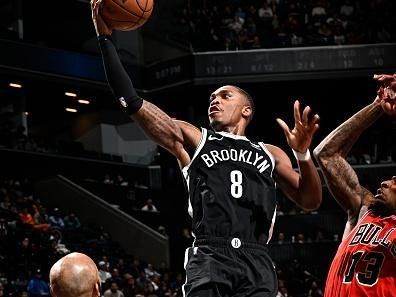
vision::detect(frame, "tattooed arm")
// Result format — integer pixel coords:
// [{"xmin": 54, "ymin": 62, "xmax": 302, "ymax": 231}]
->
[
  {"xmin": 132, "ymin": 107, "xmax": 201, "ymax": 168},
  {"xmin": 313, "ymin": 98, "xmax": 384, "ymax": 238}
]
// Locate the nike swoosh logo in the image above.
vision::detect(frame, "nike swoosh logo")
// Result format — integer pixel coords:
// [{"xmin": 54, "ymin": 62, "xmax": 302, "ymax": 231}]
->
[
  {"xmin": 250, "ymin": 143, "xmax": 261, "ymax": 150},
  {"xmin": 208, "ymin": 135, "xmax": 224, "ymax": 141}
]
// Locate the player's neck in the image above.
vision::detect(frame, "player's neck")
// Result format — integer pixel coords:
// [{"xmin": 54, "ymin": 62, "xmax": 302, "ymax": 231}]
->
[{"xmin": 216, "ymin": 124, "xmax": 246, "ymax": 136}]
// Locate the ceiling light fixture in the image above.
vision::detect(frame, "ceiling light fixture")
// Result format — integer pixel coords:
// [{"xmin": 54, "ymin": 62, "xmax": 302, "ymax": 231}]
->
[
  {"xmin": 9, "ymin": 83, "xmax": 22, "ymax": 88},
  {"xmin": 65, "ymin": 92, "xmax": 77, "ymax": 97}
]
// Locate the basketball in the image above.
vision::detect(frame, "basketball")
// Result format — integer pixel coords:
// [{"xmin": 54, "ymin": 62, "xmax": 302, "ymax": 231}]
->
[{"xmin": 100, "ymin": 0, "xmax": 154, "ymax": 31}]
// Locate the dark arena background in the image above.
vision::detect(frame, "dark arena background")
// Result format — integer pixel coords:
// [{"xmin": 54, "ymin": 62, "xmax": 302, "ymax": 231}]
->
[{"xmin": 0, "ymin": 0, "xmax": 395, "ymax": 296}]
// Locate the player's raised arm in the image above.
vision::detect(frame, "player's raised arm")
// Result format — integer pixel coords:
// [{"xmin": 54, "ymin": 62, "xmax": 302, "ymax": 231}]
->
[
  {"xmin": 313, "ymin": 94, "xmax": 385, "ymax": 234},
  {"xmin": 91, "ymin": 0, "xmax": 201, "ymax": 167},
  {"xmin": 269, "ymin": 100, "xmax": 322, "ymax": 211}
]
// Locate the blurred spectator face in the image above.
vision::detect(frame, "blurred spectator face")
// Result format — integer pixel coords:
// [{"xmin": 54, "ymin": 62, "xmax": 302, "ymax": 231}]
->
[
  {"xmin": 126, "ymin": 276, "xmax": 135, "ymax": 285},
  {"xmin": 22, "ymin": 237, "xmax": 29, "ymax": 247},
  {"xmin": 278, "ymin": 233, "xmax": 285, "ymax": 241},
  {"xmin": 110, "ymin": 283, "xmax": 118, "ymax": 293},
  {"xmin": 20, "ymin": 291, "xmax": 28, "ymax": 297},
  {"xmin": 98, "ymin": 261, "xmax": 106, "ymax": 270},
  {"xmin": 297, "ymin": 233, "xmax": 305, "ymax": 243},
  {"xmin": 112, "ymin": 268, "xmax": 119, "ymax": 277}
]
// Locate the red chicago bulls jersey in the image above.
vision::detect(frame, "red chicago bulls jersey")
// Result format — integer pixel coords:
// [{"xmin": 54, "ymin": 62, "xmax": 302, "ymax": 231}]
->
[{"xmin": 324, "ymin": 211, "xmax": 396, "ymax": 297}]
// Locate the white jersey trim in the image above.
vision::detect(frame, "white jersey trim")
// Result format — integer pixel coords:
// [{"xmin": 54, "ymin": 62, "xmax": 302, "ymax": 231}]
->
[
  {"xmin": 182, "ymin": 127, "xmax": 208, "ymax": 175},
  {"xmin": 267, "ymin": 205, "xmax": 277, "ymax": 243},
  {"xmin": 258, "ymin": 142, "xmax": 276, "ymax": 177},
  {"xmin": 217, "ymin": 130, "xmax": 249, "ymax": 141},
  {"xmin": 181, "ymin": 128, "xmax": 207, "ymax": 218}
]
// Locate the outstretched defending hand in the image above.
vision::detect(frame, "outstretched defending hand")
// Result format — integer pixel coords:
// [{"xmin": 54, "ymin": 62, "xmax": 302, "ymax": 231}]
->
[
  {"xmin": 374, "ymin": 73, "xmax": 396, "ymax": 116},
  {"xmin": 276, "ymin": 100, "xmax": 320, "ymax": 153},
  {"xmin": 374, "ymin": 73, "xmax": 396, "ymax": 92},
  {"xmin": 91, "ymin": 0, "xmax": 112, "ymax": 36}
]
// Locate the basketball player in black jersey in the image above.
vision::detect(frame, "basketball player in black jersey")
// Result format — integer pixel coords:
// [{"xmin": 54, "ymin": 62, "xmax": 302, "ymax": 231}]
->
[{"xmin": 91, "ymin": 1, "xmax": 322, "ymax": 296}]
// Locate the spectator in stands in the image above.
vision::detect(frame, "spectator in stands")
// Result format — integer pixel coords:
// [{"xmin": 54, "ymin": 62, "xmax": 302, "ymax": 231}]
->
[
  {"xmin": 27, "ymin": 269, "xmax": 50, "ymax": 297},
  {"xmin": 144, "ymin": 264, "xmax": 160, "ymax": 279},
  {"xmin": 32, "ymin": 205, "xmax": 50, "ymax": 231},
  {"xmin": 33, "ymin": 205, "xmax": 46, "ymax": 224},
  {"xmin": 63, "ymin": 211, "xmax": 81, "ymax": 230},
  {"xmin": 103, "ymin": 174, "xmax": 114, "ymax": 185},
  {"xmin": 115, "ymin": 176, "xmax": 128, "ymax": 187},
  {"xmin": 315, "ymin": 231, "xmax": 325, "ymax": 242},
  {"xmin": 49, "ymin": 252, "xmax": 100, "ymax": 297},
  {"xmin": 49, "ymin": 234, "xmax": 70, "ymax": 256},
  {"xmin": 98, "ymin": 261, "xmax": 111, "ymax": 285},
  {"xmin": 104, "ymin": 282, "xmax": 124, "ymax": 297},
  {"xmin": 308, "ymin": 280, "xmax": 323, "ymax": 297},
  {"xmin": 339, "ymin": 0, "xmax": 354, "ymax": 19},
  {"xmin": 277, "ymin": 232, "xmax": 286, "ymax": 244},
  {"xmin": 122, "ymin": 274, "xmax": 138, "ymax": 297},
  {"xmin": 296, "ymin": 233, "xmax": 305, "ymax": 244},
  {"xmin": 157, "ymin": 226, "xmax": 168, "ymax": 237},
  {"xmin": 114, "ymin": 258, "xmax": 126, "ymax": 275},
  {"xmin": 136, "ymin": 271, "xmax": 150, "ymax": 293},
  {"xmin": 108, "ymin": 268, "xmax": 123, "ymax": 287},
  {"xmin": 141, "ymin": 199, "xmax": 158, "ymax": 212},
  {"xmin": 17, "ymin": 237, "xmax": 34, "ymax": 271},
  {"xmin": 49, "ymin": 208, "xmax": 64, "ymax": 229},
  {"xmin": 19, "ymin": 208, "xmax": 35, "ymax": 226},
  {"xmin": 0, "ymin": 218, "xmax": 7, "ymax": 238}
]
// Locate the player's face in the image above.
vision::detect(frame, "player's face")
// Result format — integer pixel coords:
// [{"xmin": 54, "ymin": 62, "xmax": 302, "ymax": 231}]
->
[
  {"xmin": 208, "ymin": 85, "xmax": 248, "ymax": 131},
  {"xmin": 372, "ymin": 176, "xmax": 396, "ymax": 214}
]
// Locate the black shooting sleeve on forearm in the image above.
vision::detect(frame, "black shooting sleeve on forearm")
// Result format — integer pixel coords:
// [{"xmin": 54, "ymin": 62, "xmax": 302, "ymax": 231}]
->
[{"xmin": 98, "ymin": 35, "xmax": 143, "ymax": 115}]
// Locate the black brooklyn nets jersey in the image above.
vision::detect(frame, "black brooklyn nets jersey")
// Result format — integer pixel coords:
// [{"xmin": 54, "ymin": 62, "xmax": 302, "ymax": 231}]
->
[{"xmin": 182, "ymin": 128, "xmax": 277, "ymax": 244}]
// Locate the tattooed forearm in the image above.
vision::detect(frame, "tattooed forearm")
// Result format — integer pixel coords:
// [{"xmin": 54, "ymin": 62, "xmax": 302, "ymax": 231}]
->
[{"xmin": 314, "ymin": 102, "xmax": 383, "ymax": 158}]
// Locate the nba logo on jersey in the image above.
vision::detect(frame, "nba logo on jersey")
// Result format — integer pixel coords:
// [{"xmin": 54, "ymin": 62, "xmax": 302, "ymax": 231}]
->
[{"xmin": 119, "ymin": 97, "xmax": 128, "ymax": 108}]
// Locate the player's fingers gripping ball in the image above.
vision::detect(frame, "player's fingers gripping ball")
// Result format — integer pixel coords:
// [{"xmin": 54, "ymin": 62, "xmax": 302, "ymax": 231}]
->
[{"xmin": 100, "ymin": 0, "xmax": 154, "ymax": 31}]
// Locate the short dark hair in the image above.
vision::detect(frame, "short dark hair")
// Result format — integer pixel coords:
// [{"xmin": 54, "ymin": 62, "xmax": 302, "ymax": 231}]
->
[{"xmin": 231, "ymin": 85, "xmax": 255, "ymax": 122}]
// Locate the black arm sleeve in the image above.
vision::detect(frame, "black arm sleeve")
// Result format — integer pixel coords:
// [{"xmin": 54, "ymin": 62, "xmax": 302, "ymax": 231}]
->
[{"xmin": 98, "ymin": 35, "xmax": 143, "ymax": 115}]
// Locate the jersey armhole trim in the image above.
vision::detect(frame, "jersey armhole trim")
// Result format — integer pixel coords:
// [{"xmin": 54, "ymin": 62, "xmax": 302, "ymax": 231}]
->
[
  {"xmin": 182, "ymin": 128, "xmax": 207, "ymax": 175},
  {"xmin": 258, "ymin": 142, "xmax": 276, "ymax": 177}
]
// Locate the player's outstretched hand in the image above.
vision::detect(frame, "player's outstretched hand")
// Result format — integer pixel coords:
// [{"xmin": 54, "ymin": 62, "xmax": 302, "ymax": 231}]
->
[
  {"xmin": 374, "ymin": 74, "xmax": 396, "ymax": 116},
  {"xmin": 374, "ymin": 73, "xmax": 396, "ymax": 92},
  {"xmin": 91, "ymin": 0, "xmax": 112, "ymax": 36},
  {"xmin": 276, "ymin": 100, "xmax": 320, "ymax": 153}
]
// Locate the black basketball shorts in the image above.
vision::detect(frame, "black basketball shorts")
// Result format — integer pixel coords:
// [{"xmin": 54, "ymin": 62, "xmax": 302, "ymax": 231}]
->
[{"xmin": 182, "ymin": 237, "xmax": 277, "ymax": 297}]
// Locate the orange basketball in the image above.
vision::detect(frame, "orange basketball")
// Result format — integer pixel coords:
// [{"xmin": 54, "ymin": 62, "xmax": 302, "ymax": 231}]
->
[{"xmin": 100, "ymin": 0, "xmax": 154, "ymax": 31}]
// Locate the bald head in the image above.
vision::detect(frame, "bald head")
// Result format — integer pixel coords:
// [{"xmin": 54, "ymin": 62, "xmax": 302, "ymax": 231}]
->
[{"xmin": 50, "ymin": 253, "xmax": 100, "ymax": 297}]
